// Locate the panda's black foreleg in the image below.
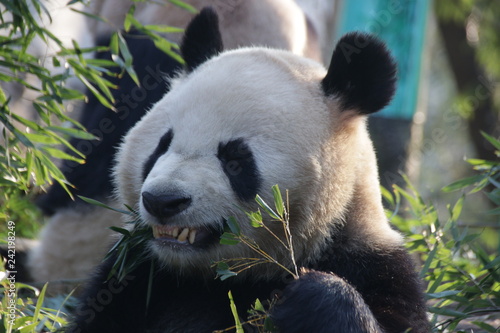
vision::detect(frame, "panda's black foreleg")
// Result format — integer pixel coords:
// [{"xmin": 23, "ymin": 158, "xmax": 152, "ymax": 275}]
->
[
  {"xmin": 270, "ymin": 270, "xmax": 383, "ymax": 333},
  {"xmin": 65, "ymin": 254, "xmax": 152, "ymax": 333}
]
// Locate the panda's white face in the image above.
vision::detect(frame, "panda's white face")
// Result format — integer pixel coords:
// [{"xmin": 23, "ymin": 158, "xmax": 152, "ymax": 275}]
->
[
  {"xmin": 114, "ymin": 10, "xmax": 403, "ymax": 278},
  {"xmin": 115, "ymin": 48, "xmax": 335, "ymax": 275}
]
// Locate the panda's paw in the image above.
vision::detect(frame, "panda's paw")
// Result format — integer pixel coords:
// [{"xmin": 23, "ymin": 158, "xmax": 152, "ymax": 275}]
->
[{"xmin": 270, "ymin": 269, "xmax": 382, "ymax": 333}]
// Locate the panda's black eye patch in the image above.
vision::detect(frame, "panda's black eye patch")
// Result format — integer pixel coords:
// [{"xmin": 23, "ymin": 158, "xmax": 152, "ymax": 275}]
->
[
  {"xmin": 217, "ymin": 138, "xmax": 261, "ymax": 201},
  {"xmin": 142, "ymin": 129, "xmax": 173, "ymax": 181}
]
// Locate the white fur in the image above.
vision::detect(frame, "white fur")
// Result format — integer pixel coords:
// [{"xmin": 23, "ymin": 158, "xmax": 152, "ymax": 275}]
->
[
  {"xmin": 115, "ymin": 48, "xmax": 402, "ymax": 280},
  {"xmin": 23, "ymin": 0, "xmax": 320, "ymax": 289},
  {"xmin": 89, "ymin": 0, "xmax": 316, "ymax": 59},
  {"xmin": 27, "ymin": 204, "xmax": 119, "ymax": 293}
]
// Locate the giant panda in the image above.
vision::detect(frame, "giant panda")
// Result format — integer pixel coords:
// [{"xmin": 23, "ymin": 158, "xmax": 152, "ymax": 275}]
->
[
  {"xmin": 18, "ymin": 0, "xmax": 321, "ymax": 289},
  {"xmin": 66, "ymin": 8, "xmax": 428, "ymax": 333}
]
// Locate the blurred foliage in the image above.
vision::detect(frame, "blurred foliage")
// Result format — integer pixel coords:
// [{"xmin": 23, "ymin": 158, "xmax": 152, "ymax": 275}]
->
[
  {"xmin": 0, "ymin": 0, "xmax": 498, "ymax": 332},
  {"xmin": 0, "ymin": 0, "xmax": 184, "ymax": 226},
  {"xmin": 435, "ymin": 0, "xmax": 500, "ymax": 78},
  {"xmin": 382, "ymin": 133, "xmax": 500, "ymax": 331}
]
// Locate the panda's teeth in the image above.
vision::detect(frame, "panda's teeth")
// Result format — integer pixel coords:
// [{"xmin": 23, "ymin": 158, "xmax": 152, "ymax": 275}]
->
[
  {"xmin": 188, "ymin": 230, "xmax": 197, "ymax": 244},
  {"xmin": 177, "ymin": 228, "xmax": 190, "ymax": 242},
  {"xmin": 153, "ymin": 226, "xmax": 198, "ymax": 244}
]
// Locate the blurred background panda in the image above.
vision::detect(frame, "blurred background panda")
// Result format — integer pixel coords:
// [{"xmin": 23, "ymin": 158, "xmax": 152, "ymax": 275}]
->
[{"xmin": 11, "ymin": 0, "xmax": 331, "ymax": 291}]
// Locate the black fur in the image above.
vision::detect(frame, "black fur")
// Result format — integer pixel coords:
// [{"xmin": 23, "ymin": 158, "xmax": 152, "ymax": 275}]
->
[
  {"xmin": 322, "ymin": 32, "xmax": 397, "ymax": 114},
  {"xmin": 271, "ymin": 271, "xmax": 382, "ymax": 333},
  {"xmin": 66, "ymin": 240, "xmax": 428, "ymax": 333},
  {"xmin": 180, "ymin": 7, "xmax": 223, "ymax": 72},
  {"xmin": 273, "ymin": 241, "xmax": 430, "ymax": 333},
  {"xmin": 65, "ymin": 12, "xmax": 428, "ymax": 333},
  {"xmin": 217, "ymin": 138, "xmax": 261, "ymax": 201},
  {"xmin": 142, "ymin": 129, "xmax": 174, "ymax": 181},
  {"xmin": 36, "ymin": 33, "xmax": 180, "ymax": 215}
]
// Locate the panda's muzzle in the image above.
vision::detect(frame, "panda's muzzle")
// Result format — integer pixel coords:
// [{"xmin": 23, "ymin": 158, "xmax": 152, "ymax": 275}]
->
[
  {"xmin": 142, "ymin": 191, "xmax": 192, "ymax": 219},
  {"xmin": 142, "ymin": 191, "xmax": 222, "ymax": 248}
]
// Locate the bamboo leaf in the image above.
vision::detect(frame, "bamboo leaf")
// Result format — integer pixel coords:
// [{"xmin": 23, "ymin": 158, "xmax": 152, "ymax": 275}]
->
[
  {"xmin": 226, "ymin": 216, "xmax": 241, "ymax": 235},
  {"xmin": 31, "ymin": 283, "xmax": 48, "ymax": 333},
  {"xmin": 442, "ymin": 175, "xmax": 484, "ymax": 192},
  {"xmin": 272, "ymin": 184, "xmax": 284, "ymax": 218},
  {"xmin": 481, "ymin": 131, "xmax": 500, "ymax": 151},
  {"xmin": 78, "ymin": 196, "xmax": 132, "ymax": 215},
  {"xmin": 46, "ymin": 126, "xmax": 97, "ymax": 140},
  {"xmin": 227, "ymin": 291, "xmax": 244, "ymax": 333},
  {"xmin": 255, "ymin": 194, "xmax": 280, "ymax": 220},
  {"xmin": 216, "ymin": 262, "xmax": 237, "ymax": 281},
  {"xmin": 220, "ymin": 232, "xmax": 240, "ymax": 246}
]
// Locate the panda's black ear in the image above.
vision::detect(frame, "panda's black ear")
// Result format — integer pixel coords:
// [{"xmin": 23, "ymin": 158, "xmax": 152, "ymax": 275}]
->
[
  {"xmin": 322, "ymin": 32, "xmax": 397, "ymax": 114},
  {"xmin": 181, "ymin": 7, "xmax": 224, "ymax": 73}
]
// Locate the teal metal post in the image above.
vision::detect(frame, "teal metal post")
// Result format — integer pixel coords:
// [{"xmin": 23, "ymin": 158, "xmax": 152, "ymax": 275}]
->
[{"xmin": 335, "ymin": 0, "xmax": 430, "ymax": 120}]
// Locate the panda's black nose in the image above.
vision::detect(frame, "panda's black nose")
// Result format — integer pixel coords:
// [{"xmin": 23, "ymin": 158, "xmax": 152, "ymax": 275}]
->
[{"xmin": 141, "ymin": 192, "xmax": 192, "ymax": 220}]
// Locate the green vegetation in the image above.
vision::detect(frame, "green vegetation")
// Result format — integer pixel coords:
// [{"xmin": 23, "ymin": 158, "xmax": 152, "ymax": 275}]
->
[{"xmin": 0, "ymin": 0, "xmax": 498, "ymax": 332}]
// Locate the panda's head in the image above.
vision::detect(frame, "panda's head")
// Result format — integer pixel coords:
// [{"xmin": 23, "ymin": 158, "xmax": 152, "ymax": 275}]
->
[{"xmin": 114, "ymin": 8, "xmax": 402, "ymax": 278}]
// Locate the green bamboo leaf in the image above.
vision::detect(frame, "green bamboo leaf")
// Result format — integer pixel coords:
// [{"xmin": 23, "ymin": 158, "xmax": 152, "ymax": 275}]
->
[
  {"xmin": 227, "ymin": 291, "xmax": 244, "ymax": 333},
  {"xmin": 426, "ymin": 290, "xmax": 461, "ymax": 299},
  {"xmin": 69, "ymin": 7, "xmax": 107, "ymax": 24},
  {"xmin": 32, "ymin": 154, "xmax": 48, "ymax": 186},
  {"xmin": 253, "ymin": 299, "xmax": 265, "ymax": 312},
  {"xmin": 167, "ymin": 0, "xmax": 198, "ymax": 13},
  {"xmin": 117, "ymin": 32, "xmax": 140, "ymax": 86},
  {"xmin": 146, "ymin": 260, "xmax": 155, "ymax": 313},
  {"xmin": 255, "ymin": 194, "xmax": 280, "ymax": 220},
  {"xmin": 110, "ymin": 32, "xmax": 119, "ymax": 56},
  {"xmin": 246, "ymin": 210, "xmax": 263, "ymax": 228},
  {"xmin": 151, "ymin": 37, "xmax": 184, "ymax": 64},
  {"xmin": 481, "ymin": 131, "xmax": 500, "ymax": 151},
  {"xmin": 216, "ymin": 262, "xmax": 237, "ymax": 281},
  {"xmin": 380, "ymin": 185, "xmax": 394, "ymax": 207},
  {"xmin": 46, "ymin": 126, "xmax": 97, "ymax": 140},
  {"xmin": 23, "ymin": 132, "xmax": 59, "ymax": 145},
  {"xmin": 37, "ymin": 152, "xmax": 66, "ymax": 179},
  {"xmin": 77, "ymin": 74, "xmax": 114, "ymax": 110},
  {"xmin": 471, "ymin": 321, "xmax": 497, "ymax": 332},
  {"xmin": 109, "ymin": 226, "xmax": 131, "ymax": 236},
  {"xmin": 272, "ymin": 184, "xmax": 284, "ymax": 218},
  {"xmin": 467, "ymin": 158, "xmax": 495, "ymax": 166},
  {"xmin": 78, "ymin": 196, "xmax": 132, "ymax": 215},
  {"xmin": 484, "ymin": 255, "xmax": 500, "ymax": 270},
  {"xmin": 428, "ymin": 306, "xmax": 466, "ymax": 317},
  {"xmin": 442, "ymin": 174, "xmax": 484, "ymax": 192},
  {"xmin": 263, "ymin": 316, "xmax": 277, "ymax": 331},
  {"xmin": 220, "ymin": 232, "xmax": 240, "ymax": 245},
  {"xmin": 143, "ymin": 24, "xmax": 184, "ymax": 34},
  {"xmin": 40, "ymin": 146, "xmax": 84, "ymax": 163},
  {"xmin": 419, "ymin": 245, "xmax": 438, "ymax": 278},
  {"xmin": 450, "ymin": 195, "xmax": 464, "ymax": 222},
  {"xmin": 486, "ymin": 206, "xmax": 500, "ymax": 215},
  {"xmin": 32, "ymin": 283, "xmax": 48, "ymax": 332},
  {"xmin": 426, "ymin": 270, "xmax": 446, "ymax": 294},
  {"xmin": 59, "ymin": 87, "xmax": 86, "ymax": 100},
  {"xmin": 124, "ymin": 4, "xmax": 136, "ymax": 32},
  {"xmin": 226, "ymin": 216, "xmax": 241, "ymax": 235}
]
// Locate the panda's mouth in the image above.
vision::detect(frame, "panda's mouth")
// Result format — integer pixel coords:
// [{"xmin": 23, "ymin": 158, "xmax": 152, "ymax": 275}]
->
[{"xmin": 152, "ymin": 224, "xmax": 221, "ymax": 248}]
